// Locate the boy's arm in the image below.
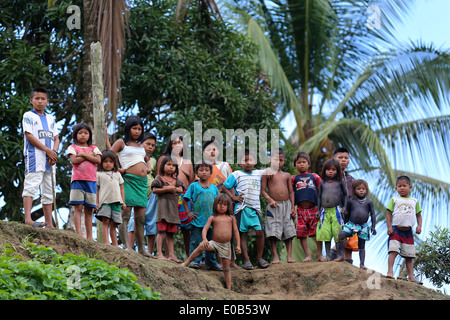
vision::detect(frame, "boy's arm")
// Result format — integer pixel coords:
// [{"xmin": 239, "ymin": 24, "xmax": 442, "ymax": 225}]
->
[
  {"xmin": 183, "ymin": 198, "xmax": 197, "ymax": 220},
  {"xmin": 25, "ymin": 132, "xmax": 58, "ymax": 164},
  {"xmin": 416, "ymin": 212, "xmax": 422, "ymax": 234},
  {"xmin": 231, "ymin": 216, "xmax": 241, "ymax": 254},
  {"xmin": 288, "ymin": 174, "xmax": 295, "ymax": 216},
  {"xmin": 261, "ymin": 174, "xmax": 276, "ymax": 208},
  {"xmin": 386, "ymin": 210, "xmax": 393, "ymax": 235},
  {"xmin": 202, "ymin": 217, "xmax": 213, "ymax": 242},
  {"xmin": 341, "ymin": 180, "xmax": 348, "ymax": 213}
]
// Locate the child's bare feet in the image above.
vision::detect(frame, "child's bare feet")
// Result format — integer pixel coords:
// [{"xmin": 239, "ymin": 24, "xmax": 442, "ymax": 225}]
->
[{"xmin": 302, "ymin": 255, "xmax": 312, "ymax": 262}]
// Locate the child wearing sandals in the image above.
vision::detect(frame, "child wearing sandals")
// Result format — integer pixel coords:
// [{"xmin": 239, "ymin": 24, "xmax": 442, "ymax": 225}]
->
[{"xmin": 223, "ymin": 149, "xmax": 269, "ymax": 270}]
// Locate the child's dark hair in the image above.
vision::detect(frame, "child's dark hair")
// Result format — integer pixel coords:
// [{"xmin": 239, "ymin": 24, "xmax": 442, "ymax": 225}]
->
[
  {"xmin": 238, "ymin": 149, "xmax": 256, "ymax": 164},
  {"xmin": 334, "ymin": 147, "xmax": 349, "ymax": 155},
  {"xmin": 202, "ymin": 137, "xmax": 219, "ymax": 152},
  {"xmin": 99, "ymin": 150, "xmax": 119, "ymax": 172},
  {"xmin": 124, "ymin": 115, "xmax": 144, "ymax": 144},
  {"xmin": 162, "ymin": 133, "xmax": 184, "ymax": 157},
  {"xmin": 194, "ymin": 161, "xmax": 213, "ymax": 174},
  {"xmin": 321, "ymin": 158, "xmax": 342, "ymax": 181},
  {"xmin": 143, "ymin": 132, "xmax": 156, "ymax": 142},
  {"xmin": 159, "ymin": 155, "xmax": 179, "ymax": 177},
  {"xmin": 352, "ymin": 179, "xmax": 369, "ymax": 198},
  {"xmin": 31, "ymin": 87, "xmax": 48, "ymax": 98},
  {"xmin": 213, "ymin": 193, "xmax": 233, "ymax": 216},
  {"xmin": 293, "ymin": 151, "xmax": 310, "ymax": 165},
  {"xmin": 272, "ymin": 148, "xmax": 286, "ymax": 158},
  {"xmin": 72, "ymin": 122, "xmax": 93, "ymax": 146},
  {"xmin": 396, "ymin": 175, "xmax": 411, "ymax": 186}
]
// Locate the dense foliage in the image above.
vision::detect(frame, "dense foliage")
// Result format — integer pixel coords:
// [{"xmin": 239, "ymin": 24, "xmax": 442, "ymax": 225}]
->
[
  {"xmin": 415, "ymin": 227, "xmax": 450, "ymax": 288},
  {"xmin": 0, "ymin": 241, "xmax": 160, "ymax": 300}
]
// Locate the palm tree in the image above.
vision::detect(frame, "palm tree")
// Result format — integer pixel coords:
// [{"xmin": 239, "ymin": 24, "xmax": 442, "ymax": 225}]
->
[{"xmin": 225, "ymin": 0, "xmax": 450, "ymax": 270}]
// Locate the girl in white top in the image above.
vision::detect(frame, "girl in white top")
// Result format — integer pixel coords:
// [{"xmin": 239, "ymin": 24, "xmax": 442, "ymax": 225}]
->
[
  {"xmin": 96, "ymin": 150, "xmax": 125, "ymax": 246},
  {"xmin": 110, "ymin": 116, "xmax": 151, "ymax": 257}
]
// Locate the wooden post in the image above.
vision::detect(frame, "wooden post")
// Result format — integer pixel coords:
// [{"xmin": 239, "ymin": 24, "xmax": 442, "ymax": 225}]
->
[{"xmin": 91, "ymin": 42, "xmax": 106, "ymax": 243}]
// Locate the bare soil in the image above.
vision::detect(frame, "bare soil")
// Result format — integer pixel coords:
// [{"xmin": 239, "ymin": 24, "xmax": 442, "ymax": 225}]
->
[{"xmin": 0, "ymin": 221, "xmax": 447, "ymax": 300}]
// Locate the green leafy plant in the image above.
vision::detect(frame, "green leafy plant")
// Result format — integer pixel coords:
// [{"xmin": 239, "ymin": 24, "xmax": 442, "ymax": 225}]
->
[
  {"xmin": 415, "ymin": 227, "xmax": 450, "ymax": 288},
  {"xmin": 0, "ymin": 242, "xmax": 161, "ymax": 300}
]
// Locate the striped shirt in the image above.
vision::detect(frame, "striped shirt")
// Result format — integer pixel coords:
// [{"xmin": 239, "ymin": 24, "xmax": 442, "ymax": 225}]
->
[
  {"xmin": 223, "ymin": 169, "xmax": 265, "ymax": 214},
  {"xmin": 22, "ymin": 110, "xmax": 59, "ymax": 174}
]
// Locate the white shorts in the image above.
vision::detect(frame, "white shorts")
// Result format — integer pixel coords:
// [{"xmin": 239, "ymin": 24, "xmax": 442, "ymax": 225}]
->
[{"xmin": 22, "ymin": 171, "xmax": 55, "ymax": 204}]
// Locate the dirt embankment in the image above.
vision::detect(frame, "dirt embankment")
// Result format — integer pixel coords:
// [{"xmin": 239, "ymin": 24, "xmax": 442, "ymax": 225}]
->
[{"xmin": 0, "ymin": 221, "xmax": 447, "ymax": 300}]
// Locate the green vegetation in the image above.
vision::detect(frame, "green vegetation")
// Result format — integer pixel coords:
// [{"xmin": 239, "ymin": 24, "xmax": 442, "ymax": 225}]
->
[{"xmin": 0, "ymin": 242, "xmax": 160, "ymax": 300}]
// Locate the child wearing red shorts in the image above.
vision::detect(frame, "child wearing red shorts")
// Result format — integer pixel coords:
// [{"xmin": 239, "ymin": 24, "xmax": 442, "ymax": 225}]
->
[{"xmin": 292, "ymin": 152, "xmax": 324, "ymax": 262}]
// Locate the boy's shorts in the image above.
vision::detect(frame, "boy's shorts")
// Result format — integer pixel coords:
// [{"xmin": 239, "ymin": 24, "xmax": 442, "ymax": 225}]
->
[
  {"xmin": 316, "ymin": 206, "xmax": 344, "ymax": 242},
  {"xmin": 96, "ymin": 203, "xmax": 122, "ymax": 225},
  {"xmin": 69, "ymin": 180, "xmax": 97, "ymax": 208},
  {"xmin": 208, "ymin": 240, "xmax": 231, "ymax": 260},
  {"xmin": 235, "ymin": 207, "xmax": 263, "ymax": 233},
  {"xmin": 388, "ymin": 226, "xmax": 415, "ymax": 258},
  {"xmin": 296, "ymin": 206, "xmax": 318, "ymax": 238},
  {"xmin": 157, "ymin": 220, "xmax": 178, "ymax": 234},
  {"xmin": 22, "ymin": 171, "xmax": 55, "ymax": 204},
  {"xmin": 265, "ymin": 200, "xmax": 296, "ymax": 240}
]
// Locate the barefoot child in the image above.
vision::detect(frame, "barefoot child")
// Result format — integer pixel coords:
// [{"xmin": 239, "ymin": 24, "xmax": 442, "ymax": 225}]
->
[
  {"xmin": 22, "ymin": 87, "xmax": 59, "ymax": 228},
  {"xmin": 151, "ymin": 156, "xmax": 184, "ymax": 262},
  {"xmin": 96, "ymin": 150, "xmax": 126, "ymax": 246},
  {"xmin": 292, "ymin": 152, "xmax": 324, "ymax": 261},
  {"xmin": 182, "ymin": 194, "xmax": 241, "ymax": 290},
  {"xmin": 67, "ymin": 123, "xmax": 102, "ymax": 239},
  {"xmin": 261, "ymin": 148, "xmax": 296, "ymax": 263},
  {"xmin": 386, "ymin": 175, "xmax": 422, "ymax": 282},
  {"xmin": 335, "ymin": 179, "xmax": 376, "ymax": 268},
  {"xmin": 316, "ymin": 158, "xmax": 347, "ymax": 260}
]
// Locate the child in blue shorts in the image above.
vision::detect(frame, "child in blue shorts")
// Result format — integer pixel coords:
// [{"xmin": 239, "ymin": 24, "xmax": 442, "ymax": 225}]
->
[{"xmin": 223, "ymin": 149, "xmax": 269, "ymax": 270}]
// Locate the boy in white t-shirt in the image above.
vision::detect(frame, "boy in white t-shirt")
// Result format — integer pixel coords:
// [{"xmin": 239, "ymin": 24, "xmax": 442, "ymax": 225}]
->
[
  {"xmin": 22, "ymin": 87, "xmax": 60, "ymax": 228},
  {"xmin": 386, "ymin": 175, "xmax": 422, "ymax": 282}
]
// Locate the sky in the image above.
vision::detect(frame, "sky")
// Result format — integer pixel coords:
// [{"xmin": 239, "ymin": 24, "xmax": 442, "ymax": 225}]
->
[{"xmin": 280, "ymin": 0, "xmax": 450, "ymax": 291}]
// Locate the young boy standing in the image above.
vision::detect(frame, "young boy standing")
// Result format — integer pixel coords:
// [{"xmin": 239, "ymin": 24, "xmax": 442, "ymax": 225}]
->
[
  {"xmin": 292, "ymin": 152, "xmax": 324, "ymax": 261},
  {"xmin": 261, "ymin": 148, "xmax": 296, "ymax": 263},
  {"xmin": 386, "ymin": 175, "xmax": 422, "ymax": 282},
  {"xmin": 223, "ymin": 149, "xmax": 269, "ymax": 270},
  {"xmin": 22, "ymin": 87, "xmax": 60, "ymax": 228},
  {"xmin": 183, "ymin": 161, "xmax": 221, "ymax": 270}
]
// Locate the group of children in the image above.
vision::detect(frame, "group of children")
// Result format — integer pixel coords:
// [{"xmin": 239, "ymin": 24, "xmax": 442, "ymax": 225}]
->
[{"xmin": 21, "ymin": 87, "xmax": 424, "ymax": 289}]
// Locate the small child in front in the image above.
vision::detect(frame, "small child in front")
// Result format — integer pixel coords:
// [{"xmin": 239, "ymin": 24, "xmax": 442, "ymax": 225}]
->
[
  {"xmin": 96, "ymin": 150, "xmax": 126, "ymax": 246},
  {"xmin": 335, "ymin": 179, "xmax": 376, "ymax": 268},
  {"xmin": 292, "ymin": 152, "xmax": 323, "ymax": 262},
  {"xmin": 386, "ymin": 175, "xmax": 422, "ymax": 282},
  {"xmin": 316, "ymin": 158, "xmax": 347, "ymax": 260},
  {"xmin": 182, "ymin": 194, "xmax": 241, "ymax": 290},
  {"xmin": 261, "ymin": 148, "xmax": 296, "ymax": 263},
  {"xmin": 183, "ymin": 161, "xmax": 220, "ymax": 270},
  {"xmin": 151, "ymin": 155, "xmax": 184, "ymax": 262},
  {"xmin": 223, "ymin": 149, "xmax": 269, "ymax": 269}
]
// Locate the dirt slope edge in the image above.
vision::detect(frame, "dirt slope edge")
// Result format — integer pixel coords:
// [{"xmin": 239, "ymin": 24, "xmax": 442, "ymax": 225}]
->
[{"xmin": 0, "ymin": 221, "xmax": 447, "ymax": 300}]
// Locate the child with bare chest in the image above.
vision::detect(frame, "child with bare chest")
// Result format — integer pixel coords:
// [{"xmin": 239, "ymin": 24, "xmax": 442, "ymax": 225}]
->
[
  {"xmin": 182, "ymin": 194, "xmax": 241, "ymax": 290},
  {"xmin": 261, "ymin": 148, "xmax": 296, "ymax": 263}
]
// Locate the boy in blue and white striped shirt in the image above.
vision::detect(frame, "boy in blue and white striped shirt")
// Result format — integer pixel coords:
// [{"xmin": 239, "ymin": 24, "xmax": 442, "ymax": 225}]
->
[
  {"xmin": 22, "ymin": 87, "xmax": 59, "ymax": 228},
  {"xmin": 223, "ymin": 149, "xmax": 269, "ymax": 270}
]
